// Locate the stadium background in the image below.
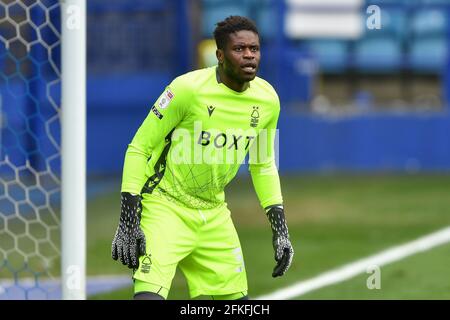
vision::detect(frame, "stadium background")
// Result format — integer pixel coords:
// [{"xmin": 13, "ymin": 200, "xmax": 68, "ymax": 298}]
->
[{"xmin": 1, "ymin": 0, "xmax": 450, "ymax": 299}]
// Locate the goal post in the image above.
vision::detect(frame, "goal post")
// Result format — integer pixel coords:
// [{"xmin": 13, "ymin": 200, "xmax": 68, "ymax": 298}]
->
[{"xmin": 61, "ymin": 0, "xmax": 86, "ymax": 300}]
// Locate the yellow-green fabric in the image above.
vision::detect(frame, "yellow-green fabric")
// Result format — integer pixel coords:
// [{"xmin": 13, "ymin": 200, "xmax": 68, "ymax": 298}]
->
[
  {"xmin": 133, "ymin": 192, "xmax": 248, "ymax": 299},
  {"xmin": 121, "ymin": 66, "xmax": 283, "ymax": 210}
]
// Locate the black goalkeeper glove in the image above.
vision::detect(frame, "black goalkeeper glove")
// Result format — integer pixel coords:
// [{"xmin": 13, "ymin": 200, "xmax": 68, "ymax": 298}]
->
[
  {"xmin": 266, "ymin": 205, "xmax": 294, "ymax": 277},
  {"xmin": 111, "ymin": 192, "xmax": 146, "ymax": 269}
]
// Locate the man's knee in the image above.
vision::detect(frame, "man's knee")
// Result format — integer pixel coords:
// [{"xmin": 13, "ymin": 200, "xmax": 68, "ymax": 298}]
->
[
  {"xmin": 134, "ymin": 279, "xmax": 169, "ymax": 299},
  {"xmin": 134, "ymin": 291, "xmax": 165, "ymax": 300}
]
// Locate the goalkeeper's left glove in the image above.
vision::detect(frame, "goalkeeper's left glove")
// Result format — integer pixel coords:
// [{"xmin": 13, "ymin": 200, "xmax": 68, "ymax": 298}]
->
[{"xmin": 266, "ymin": 205, "xmax": 294, "ymax": 277}]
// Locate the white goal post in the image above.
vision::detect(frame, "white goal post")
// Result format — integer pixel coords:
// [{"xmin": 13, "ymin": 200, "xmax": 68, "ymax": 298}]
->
[{"xmin": 61, "ymin": 0, "xmax": 86, "ymax": 300}]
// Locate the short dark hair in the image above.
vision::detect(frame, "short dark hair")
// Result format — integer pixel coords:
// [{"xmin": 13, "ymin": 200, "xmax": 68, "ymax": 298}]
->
[{"xmin": 213, "ymin": 16, "xmax": 259, "ymax": 50}]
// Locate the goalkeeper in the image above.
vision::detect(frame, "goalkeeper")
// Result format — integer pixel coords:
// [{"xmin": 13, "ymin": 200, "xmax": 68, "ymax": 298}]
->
[{"xmin": 111, "ymin": 16, "xmax": 294, "ymax": 300}]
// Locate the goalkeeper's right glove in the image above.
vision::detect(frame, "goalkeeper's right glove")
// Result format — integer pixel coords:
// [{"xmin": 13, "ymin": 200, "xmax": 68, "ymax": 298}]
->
[
  {"xmin": 266, "ymin": 205, "xmax": 294, "ymax": 278},
  {"xmin": 111, "ymin": 192, "xmax": 146, "ymax": 269}
]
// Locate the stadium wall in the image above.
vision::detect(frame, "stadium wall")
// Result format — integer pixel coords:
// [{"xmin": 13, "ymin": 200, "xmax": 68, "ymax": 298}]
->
[
  {"xmin": 278, "ymin": 113, "xmax": 450, "ymax": 172},
  {"xmin": 86, "ymin": 79, "xmax": 450, "ymax": 173}
]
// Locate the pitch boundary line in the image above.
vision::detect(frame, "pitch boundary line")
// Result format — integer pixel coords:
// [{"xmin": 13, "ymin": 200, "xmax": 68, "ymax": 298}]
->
[{"xmin": 256, "ymin": 226, "xmax": 450, "ymax": 300}]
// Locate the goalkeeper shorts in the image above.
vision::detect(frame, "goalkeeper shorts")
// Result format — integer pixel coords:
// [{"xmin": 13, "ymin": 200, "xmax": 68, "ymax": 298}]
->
[{"xmin": 132, "ymin": 191, "xmax": 248, "ymax": 299}]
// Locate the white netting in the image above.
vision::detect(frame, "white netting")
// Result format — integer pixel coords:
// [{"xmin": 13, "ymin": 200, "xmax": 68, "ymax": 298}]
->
[{"xmin": 0, "ymin": 0, "xmax": 61, "ymax": 299}]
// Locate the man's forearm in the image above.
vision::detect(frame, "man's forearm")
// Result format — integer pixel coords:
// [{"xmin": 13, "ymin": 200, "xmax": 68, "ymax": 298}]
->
[
  {"xmin": 249, "ymin": 159, "xmax": 283, "ymax": 209},
  {"xmin": 121, "ymin": 143, "xmax": 150, "ymax": 195}
]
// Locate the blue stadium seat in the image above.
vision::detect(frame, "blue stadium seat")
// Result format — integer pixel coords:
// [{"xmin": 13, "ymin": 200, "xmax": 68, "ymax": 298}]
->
[
  {"xmin": 410, "ymin": 9, "xmax": 447, "ymax": 36},
  {"xmin": 354, "ymin": 7, "xmax": 406, "ymax": 72},
  {"xmin": 419, "ymin": 0, "xmax": 450, "ymax": 5},
  {"xmin": 201, "ymin": 0, "xmax": 274, "ymax": 39},
  {"xmin": 409, "ymin": 37, "xmax": 447, "ymax": 73},
  {"xmin": 202, "ymin": 0, "xmax": 234, "ymax": 5},
  {"xmin": 243, "ymin": 0, "xmax": 272, "ymax": 5},
  {"xmin": 365, "ymin": 8, "xmax": 406, "ymax": 39},
  {"xmin": 353, "ymin": 37, "xmax": 402, "ymax": 72},
  {"xmin": 408, "ymin": 8, "xmax": 447, "ymax": 73},
  {"xmin": 254, "ymin": 5, "xmax": 277, "ymax": 40},
  {"xmin": 306, "ymin": 40, "xmax": 349, "ymax": 73},
  {"xmin": 366, "ymin": 0, "xmax": 405, "ymax": 3},
  {"xmin": 366, "ymin": 0, "xmax": 420, "ymax": 5}
]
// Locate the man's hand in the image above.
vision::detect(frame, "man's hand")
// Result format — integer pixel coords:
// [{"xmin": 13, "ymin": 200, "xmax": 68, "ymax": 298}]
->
[
  {"xmin": 111, "ymin": 192, "xmax": 146, "ymax": 269},
  {"xmin": 266, "ymin": 205, "xmax": 294, "ymax": 277}
]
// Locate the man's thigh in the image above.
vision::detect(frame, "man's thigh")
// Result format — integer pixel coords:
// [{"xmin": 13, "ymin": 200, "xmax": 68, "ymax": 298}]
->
[
  {"xmin": 179, "ymin": 208, "xmax": 248, "ymax": 298},
  {"xmin": 133, "ymin": 193, "xmax": 197, "ymax": 297}
]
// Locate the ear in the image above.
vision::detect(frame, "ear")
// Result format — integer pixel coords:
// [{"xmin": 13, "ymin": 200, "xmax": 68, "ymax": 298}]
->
[{"xmin": 216, "ymin": 49, "xmax": 224, "ymax": 64}]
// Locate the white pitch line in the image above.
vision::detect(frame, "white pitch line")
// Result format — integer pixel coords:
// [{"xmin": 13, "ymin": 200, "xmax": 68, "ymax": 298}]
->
[{"xmin": 256, "ymin": 226, "xmax": 450, "ymax": 300}]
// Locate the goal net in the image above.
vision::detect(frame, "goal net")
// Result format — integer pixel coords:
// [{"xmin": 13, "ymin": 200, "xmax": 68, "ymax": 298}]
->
[{"xmin": 0, "ymin": 0, "xmax": 85, "ymax": 300}]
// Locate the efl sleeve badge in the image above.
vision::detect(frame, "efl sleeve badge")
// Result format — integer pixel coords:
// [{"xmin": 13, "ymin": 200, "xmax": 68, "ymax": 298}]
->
[{"xmin": 158, "ymin": 89, "xmax": 175, "ymax": 109}]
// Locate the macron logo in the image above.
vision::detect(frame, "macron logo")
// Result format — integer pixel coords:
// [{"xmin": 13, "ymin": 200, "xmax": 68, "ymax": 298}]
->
[{"xmin": 207, "ymin": 105, "xmax": 215, "ymax": 117}]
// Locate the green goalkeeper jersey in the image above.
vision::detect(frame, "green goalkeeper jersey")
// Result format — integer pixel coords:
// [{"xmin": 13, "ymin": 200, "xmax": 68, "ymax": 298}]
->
[{"xmin": 121, "ymin": 66, "xmax": 283, "ymax": 210}]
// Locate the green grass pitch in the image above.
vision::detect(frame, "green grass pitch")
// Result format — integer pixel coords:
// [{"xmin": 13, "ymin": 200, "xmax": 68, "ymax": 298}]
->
[{"xmin": 87, "ymin": 174, "xmax": 450, "ymax": 300}]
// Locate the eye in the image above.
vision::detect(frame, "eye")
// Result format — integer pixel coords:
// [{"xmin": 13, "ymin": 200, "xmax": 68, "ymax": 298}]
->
[
  {"xmin": 234, "ymin": 47, "xmax": 243, "ymax": 52},
  {"xmin": 251, "ymin": 46, "xmax": 259, "ymax": 52}
]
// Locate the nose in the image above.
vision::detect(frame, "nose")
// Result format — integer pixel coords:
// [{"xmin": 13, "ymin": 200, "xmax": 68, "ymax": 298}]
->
[{"xmin": 243, "ymin": 48, "xmax": 254, "ymax": 59}]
